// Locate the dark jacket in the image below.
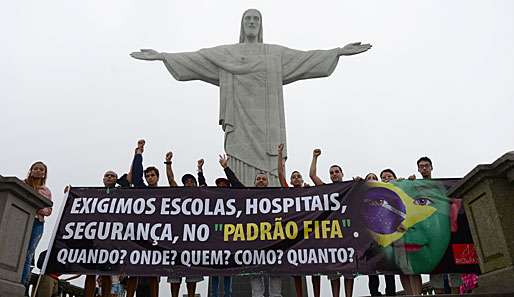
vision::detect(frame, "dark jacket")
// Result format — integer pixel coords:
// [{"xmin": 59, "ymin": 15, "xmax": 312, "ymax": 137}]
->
[
  {"xmin": 131, "ymin": 154, "xmax": 147, "ymax": 188},
  {"xmin": 224, "ymin": 167, "xmax": 245, "ymax": 188}
]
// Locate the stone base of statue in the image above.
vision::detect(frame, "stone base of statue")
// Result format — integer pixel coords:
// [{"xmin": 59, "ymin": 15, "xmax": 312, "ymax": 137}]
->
[
  {"xmin": 0, "ymin": 176, "xmax": 53, "ymax": 297},
  {"xmin": 448, "ymin": 152, "xmax": 514, "ymax": 294}
]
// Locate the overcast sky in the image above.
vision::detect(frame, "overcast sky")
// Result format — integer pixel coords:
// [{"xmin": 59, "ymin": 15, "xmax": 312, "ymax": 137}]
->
[{"xmin": 2, "ymin": 0, "xmax": 513, "ymax": 296}]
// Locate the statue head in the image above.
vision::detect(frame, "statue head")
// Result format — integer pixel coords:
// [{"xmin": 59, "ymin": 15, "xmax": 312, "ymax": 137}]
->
[{"xmin": 239, "ymin": 9, "xmax": 263, "ymax": 43}]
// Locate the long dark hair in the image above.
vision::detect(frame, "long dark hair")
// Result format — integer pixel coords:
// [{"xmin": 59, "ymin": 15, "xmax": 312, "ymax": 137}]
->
[
  {"xmin": 24, "ymin": 161, "xmax": 48, "ymax": 189},
  {"xmin": 380, "ymin": 168, "xmax": 397, "ymax": 179}
]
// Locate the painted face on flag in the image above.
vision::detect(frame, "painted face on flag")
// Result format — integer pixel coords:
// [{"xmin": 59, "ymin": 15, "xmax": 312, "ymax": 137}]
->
[{"xmin": 361, "ymin": 180, "xmax": 451, "ymax": 273}]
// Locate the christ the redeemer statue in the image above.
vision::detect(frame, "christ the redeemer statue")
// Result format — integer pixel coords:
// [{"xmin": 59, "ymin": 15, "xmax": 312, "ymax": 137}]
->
[{"xmin": 131, "ymin": 9, "xmax": 371, "ymax": 186}]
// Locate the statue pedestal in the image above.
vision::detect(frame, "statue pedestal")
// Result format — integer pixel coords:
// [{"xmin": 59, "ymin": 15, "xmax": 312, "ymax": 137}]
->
[
  {"xmin": 448, "ymin": 152, "xmax": 514, "ymax": 294},
  {"xmin": 0, "ymin": 176, "xmax": 53, "ymax": 297}
]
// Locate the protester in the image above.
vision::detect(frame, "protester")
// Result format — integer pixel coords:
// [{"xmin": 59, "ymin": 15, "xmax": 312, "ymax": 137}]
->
[
  {"xmin": 75, "ymin": 170, "xmax": 119, "ymax": 297},
  {"xmin": 380, "ymin": 166, "xmax": 422, "ymax": 295},
  {"xmin": 366, "ymin": 171, "xmax": 392, "ymax": 296},
  {"xmin": 181, "ymin": 173, "xmax": 197, "ymax": 187},
  {"xmin": 364, "ymin": 172, "xmax": 386, "ymax": 296},
  {"xmin": 125, "ymin": 140, "xmax": 160, "ymax": 297},
  {"xmin": 219, "ymin": 154, "xmax": 281, "ymax": 297},
  {"xmin": 309, "ymin": 149, "xmax": 354, "ymax": 297},
  {"xmin": 94, "ymin": 274, "xmax": 125, "ymax": 297},
  {"xmin": 415, "ymin": 156, "xmax": 462, "ymax": 295},
  {"xmin": 277, "ymin": 144, "xmax": 317, "ymax": 297},
  {"xmin": 210, "ymin": 173, "xmax": 233, "ymax": 297},
  {"xmin": 364, "ymin": 173, "xmax": 379, "ymax": 182},
  {"xmin": 33, "ymin": 268, "xmax": 59, "ymax": 297},
  {"xmin": 109, "ymin": 275, "xmax": 126, "ymax": 297},
  {"xmin": 362, "ymin": 170, "xmax": 399, "ymax": 296},
  {"xmin": 417, "ymin": 156, "xmax": 433, "ymax": 180},
  {"xmin": 29, "ymin": 141, "xmax": 474, "ymax": 297},
  {"xmin": 178, "ymin": 159, "xmax": 207, "ymax": 188},
  {"xmin": 197, "ymin": 159, "xmax": 208, "ymax": 187},
  {"xmin": 379, "ymin": 169, "xmax": 396, "ymax": 183},
  {"xmin": 99, "ymin": 171, "xmax": 118, "ymax": 297},
  {"xmin": 100, "ymin": 170, "xmax": 132, "ymax": 297},
  {"xmin": 218, "ymin": 154, "xmax": 244, "ymax": 188},
  {"xmin": 310, "ymin": 149, "xmax": 344, "ymax": 185},
  {"xmin": 164, "ymin": 151, "xmax": 178, "ymax": 186},
  {"xmin": 416, "ymin": 157, "xmax": 439, "ymax": 295},
  {"xmin": 81, "ymin": 167, "xmax": 131, "ymax": 297},
  {"xmin": 215, "ymin": 177, "xmax": 231, "ymax": 188},
  {"xmin": 21, "ymin": 161, "xmax": 53, "ymax": 291},
  {"xmin": 102, "ymin": 170, "xmax": 117, "ymax": 188},
  {"xmin": 32, "ymin": 250, "xmax": 67, "ymax": 297},
  {"xmin": 168, "ymin": 159, "xmax": 205, "ymax": 297}
]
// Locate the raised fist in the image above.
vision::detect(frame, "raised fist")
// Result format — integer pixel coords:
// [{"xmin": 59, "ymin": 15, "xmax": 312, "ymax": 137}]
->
[
  {"xmin": 135, "ymin": 139, "xmax": 145, "ymax": 154},
  {"xmin": 165, "ymin": 151, "xmax": 173, "ymax": 162}
]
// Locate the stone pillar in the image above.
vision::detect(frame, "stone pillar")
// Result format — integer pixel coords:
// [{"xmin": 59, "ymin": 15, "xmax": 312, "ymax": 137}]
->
[
  {"xmin": 447, "ymin": 152, "xmax": 514, "ymax": 294},
  {"xmin": 0, "ymin": 176, "xmax": 53, "ymax": 297}
]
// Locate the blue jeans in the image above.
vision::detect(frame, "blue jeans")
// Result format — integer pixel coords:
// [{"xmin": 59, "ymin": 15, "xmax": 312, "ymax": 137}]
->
[
  {"xmin": 211, "ymin": 276, "xmax": 232, "ymax": 297},
  {"xmin": 112, "ymin": 283, "xmax": 126, "ymax": 297},
  {"xmin": 21, "ymin": 220, "xmax": 44, "ymax": 286}
]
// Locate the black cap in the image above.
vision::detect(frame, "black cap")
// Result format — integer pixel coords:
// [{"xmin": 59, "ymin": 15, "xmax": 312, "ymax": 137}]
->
[
  {"xmin": 181, "ymin": 174, "xmax": 197, "ymax": 185},
  {"xmin": 215, "ymin": 177, "xmax": 230, "ymax": 186}
]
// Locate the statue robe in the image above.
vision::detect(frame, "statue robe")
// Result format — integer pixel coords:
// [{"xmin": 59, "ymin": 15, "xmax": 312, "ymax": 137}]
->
[{"xmin": 161, "ymin": 43, "xmax": 340, "ymax": 186}]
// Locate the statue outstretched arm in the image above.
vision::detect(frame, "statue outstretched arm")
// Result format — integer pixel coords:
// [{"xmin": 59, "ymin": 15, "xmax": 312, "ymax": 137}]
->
[
  {"xmin": 280, "ymin": 42, "xmax": 370, "ymax": 85},
  {"xmin": 338, "ymin": 42, "xmax": 372, "ymax": 56},
  {"xmin": 131, "ymin": 48, "xmax": 220, "ymax": 85},
  {"xmin": 130, "ymin": 49, "xmax": 164, "ymax": 61}
]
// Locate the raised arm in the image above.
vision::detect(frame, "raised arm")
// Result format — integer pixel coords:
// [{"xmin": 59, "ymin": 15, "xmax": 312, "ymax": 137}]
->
[
  {"xmin": 127, "ymin": 140, "xmax": 143, "ymax": 185},
  {"xmin": 277, "ymin": 144, "xmax": 288, "ymax": 187},
  {"xmin": 197, "ymin": 159, "xmax": 207, "ymax": 187},
  {"xmin": 165, "ymin": 151, "xmax": 178, "ymax": 187},
  {"xmin": 219, "ymin": 154, "xmax": 245, "ymax": 188},
  {"xmin": 131, "ymin": 141, "xmax": 146, "ymax": 187},
  {"xmin": 309, "ymin": 149, "xmax": 324, "ymax": 186}
]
